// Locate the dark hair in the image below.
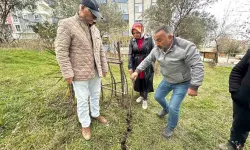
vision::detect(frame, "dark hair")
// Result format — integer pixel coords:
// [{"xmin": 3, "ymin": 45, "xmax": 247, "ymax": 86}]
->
[{"xmin": 154, "ymin": 25, "xmax": 172, "ymax": 34}]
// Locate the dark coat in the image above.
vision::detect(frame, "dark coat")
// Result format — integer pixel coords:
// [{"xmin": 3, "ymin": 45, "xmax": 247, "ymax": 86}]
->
[
  {"xmin": 229, "ymin": 49, "xmax": 250, "ymax": 109},
  {"xmin": 128, "ymin": 35, "xmax": 154, "ymax": 92}
]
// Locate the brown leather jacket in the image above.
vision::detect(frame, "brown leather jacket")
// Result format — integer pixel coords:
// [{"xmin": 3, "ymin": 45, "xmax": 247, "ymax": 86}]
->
[{"xmin": 55, "ymin": 14, "xmax": 108, "ymax": 80}]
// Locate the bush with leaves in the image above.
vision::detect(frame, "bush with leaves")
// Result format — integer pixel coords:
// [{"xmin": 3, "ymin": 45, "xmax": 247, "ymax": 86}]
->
[
  {"xmin": 143, "ymin": 0, "xmax": 218, "ymax": 46},
  {"xmin": 31, "ymin": 21, "xmax": 57, "ymax": 50}
]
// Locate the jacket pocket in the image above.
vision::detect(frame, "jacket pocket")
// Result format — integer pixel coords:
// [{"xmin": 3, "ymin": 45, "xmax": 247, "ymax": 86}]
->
[
  {"xmin": 166, "ymin": 72, "xmax": 184, "ymax": 83},
  {"xmin": 231, "ymin": 90, "xmax": 250, "ymax": 108}
]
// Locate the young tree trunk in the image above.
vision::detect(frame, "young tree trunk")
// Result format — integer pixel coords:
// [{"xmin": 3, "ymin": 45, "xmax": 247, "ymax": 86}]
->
[
  {"xmin": 215, "ymin": 39, "xmax": 219, "ymax": 63},
  {"xmin": 227, "ymin": 53, "xmax": 230, "ymax": 63}
]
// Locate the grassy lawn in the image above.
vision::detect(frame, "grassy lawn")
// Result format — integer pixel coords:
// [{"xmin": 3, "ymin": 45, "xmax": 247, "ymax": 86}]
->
[{"xmin": 0, "ymin": 49, "xmax": 249, "ymax": 150}]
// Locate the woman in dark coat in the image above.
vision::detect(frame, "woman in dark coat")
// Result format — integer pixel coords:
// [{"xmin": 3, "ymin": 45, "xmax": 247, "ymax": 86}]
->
[
  {"xmin": 128, "ymin": 23, "xmax": 154, "ymax": 109},
  {"xmin": 219, "ymin": 49, "xmax": 250, "ymax": 150}
]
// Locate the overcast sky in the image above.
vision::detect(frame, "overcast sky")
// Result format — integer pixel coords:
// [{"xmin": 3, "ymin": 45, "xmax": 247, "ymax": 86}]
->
[
  {"xmin": 207, "ymin": 0, "xmax": 250, "ymax": 22},
  {"xmin": 206, "ymin": 0, "xmax": 250, "ymax": 40}
]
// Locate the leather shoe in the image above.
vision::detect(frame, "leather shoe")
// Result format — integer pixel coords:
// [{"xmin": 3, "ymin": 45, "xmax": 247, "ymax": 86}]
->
[
  {"xmin": 94, "ymin": 116, "xmax": 109, "ymax": 126},
  {"xmin": 82, "ymin": 127, "xmax": 91, "ymax": 140}
]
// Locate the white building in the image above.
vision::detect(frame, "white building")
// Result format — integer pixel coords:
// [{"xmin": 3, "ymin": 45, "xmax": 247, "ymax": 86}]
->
[
  {"xmin": 7, "ymin": 0, "xmax": 54, "ymax": 39},
  {"xmin": 128, "ymin": 0, "xmax": 156, "ymax": 31},
  {"xmin": 96, "ymin": 0, "xmax": 156, "ymax": 35}
]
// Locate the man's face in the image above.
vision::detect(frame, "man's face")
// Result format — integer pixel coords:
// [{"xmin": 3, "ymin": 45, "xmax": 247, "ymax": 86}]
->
[
  {"xmin": 79, "ymin": 6, "xmax": 97, "ymax": 25},
  {"xmin": 153, "ymin": 30, "xmax": 173, "ymax": 50}
]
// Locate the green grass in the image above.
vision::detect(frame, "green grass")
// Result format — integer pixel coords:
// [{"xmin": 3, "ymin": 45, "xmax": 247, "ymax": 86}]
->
[{"xmin": 0, "ymin": 49, "xmax": 249, "ymax": 150}]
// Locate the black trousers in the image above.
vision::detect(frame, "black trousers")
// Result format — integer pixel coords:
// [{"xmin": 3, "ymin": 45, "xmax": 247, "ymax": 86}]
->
[
  {"xmin": 229, "ymin": 101, "xmax": 250, "ymax": 146},
  {"xmin": 137, "ymin": 79, "xmax": 148, "ymax": 100}
]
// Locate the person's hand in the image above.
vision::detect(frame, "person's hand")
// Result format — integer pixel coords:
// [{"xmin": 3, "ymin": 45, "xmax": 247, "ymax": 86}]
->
[
  {"xmin": 128, "ymin": 69, "xmax": 133, "ymax": 75},
  {"xmin": 130, "ymin": 72, "xmax": 138, "ymax": 81},
  {"xmin": 187, "ymin": 88, "xmax": 198, "ymax": 96},
  {"xmin": 65, "ymin": 77, "xmax": 73, "ymax": 85},
  {"xmin": 103, "ymin": 72, "xmax": 107, "ymax": 77}
]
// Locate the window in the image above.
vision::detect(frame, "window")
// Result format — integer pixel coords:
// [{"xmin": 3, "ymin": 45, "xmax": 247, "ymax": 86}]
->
[
  {"xmin": 135, "ymin": 13, "xmax": 143, "ymax": 20},
  {"xmin": 23, "ymin": 15, "xmax": 28, "ymax": 20},
  {"xmin": 135, "ymin": 3, "xmax": 143, "ymax": 13},
  {"xmin": 13, "ymin": 15, "xmax": 18, "ymax": 22},
  {"xmin": 52, "ymin": 17, "xmax": 58, "ymax": 24},
  {"xmin": 152, "ymin": 0, "xmax": 157, "ymax": 5},
  {"xmin": 34, "ymin": 14, "xmax": 39, "ymax": 20},
  {"xmin": 113, "ymin": 0, "xmax": 128, "ymax": 2},
  {"xmin": 135, "ymin": 0, "xmax": 142, "ymax": 3},
  {"xmin": 118, "ymin": 3, "xmax": 128, "ymax": 14},
  {"xmin": 15, "ymin": 25, "xmax": 21, "ymax": 32},
  {"xmin": 24, "ymin": 24, "xmax": 31, "ymax": 30},
  {"xmin": 123, "ymin": 14, "xmax": 129, "ymax": 20},
  {"xmin": 96, "ymin": 0, "xmax": 107, "ymax": 3},
  {"xmin": 135, "ymin": 20, "xmax": 143, "ymax": 23},
  {"xmin": 8, "ymin": 25, "xmax": 11, "ymax": 31}
]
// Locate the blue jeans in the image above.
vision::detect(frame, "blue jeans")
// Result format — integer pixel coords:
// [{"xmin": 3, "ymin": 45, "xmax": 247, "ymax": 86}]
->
[{"xmin": 154, "ymin": 78, "xmax": 189, "ymax": 128}]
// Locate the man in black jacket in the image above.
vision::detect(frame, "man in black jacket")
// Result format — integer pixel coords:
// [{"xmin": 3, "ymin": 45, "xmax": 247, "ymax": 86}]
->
[{"xmin": 219, "ymin": 49, "xmax": 250, "ymax": 150}]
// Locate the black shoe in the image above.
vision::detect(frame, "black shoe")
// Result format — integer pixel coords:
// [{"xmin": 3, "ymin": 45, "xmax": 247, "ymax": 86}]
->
[
  {"xmin": 218, "ymin": 142, "xmax": 236, "ymax": 150},
  {"xmin": 219, "ymin": 141, "xmax": 244, "ymax": 150},
  {"xmin": 162, "ymin": 126, "xmax": 174, "ymax": 138},
  {"xmin": 157, "ymin": 109, "xmax": 168, "ymax": 118}
]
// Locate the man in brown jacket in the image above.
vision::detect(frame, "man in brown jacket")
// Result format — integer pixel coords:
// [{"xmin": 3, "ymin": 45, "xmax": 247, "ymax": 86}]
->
[{"xmin": 55, "ymin": 0, "xmax": 108, "ymax": 140}]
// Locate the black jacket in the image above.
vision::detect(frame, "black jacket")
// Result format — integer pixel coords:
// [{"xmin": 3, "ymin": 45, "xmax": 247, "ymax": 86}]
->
[
  {"xmin": 229, "ymin": 49, "xmax": 250, "ymax": 107},
  {"xmin": 128, "ymin": 35, "xmax": 154, "ymax": 92}
]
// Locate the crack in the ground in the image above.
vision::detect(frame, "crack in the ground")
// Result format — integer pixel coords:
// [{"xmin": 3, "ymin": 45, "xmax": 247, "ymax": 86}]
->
[
  {"xmin": 121, "ymin": 112, "xmax": 132, "ymax": 150},
  {"xmin": 121, "ymin": 81, "xmax": 134, "ymax": 150}
]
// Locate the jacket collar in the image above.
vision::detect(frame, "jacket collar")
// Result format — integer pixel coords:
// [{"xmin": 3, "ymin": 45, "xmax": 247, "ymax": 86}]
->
[
  {"xmin": 132, "ymin": 34, "xmax": 149, "ymax": 41},
  {"xmin": 157, "ymin": 36, "xmax": 176, "ymax": 53},
  {"xmin": 166, "ymin": 36, "xmax": 175, "ymax": 51}
]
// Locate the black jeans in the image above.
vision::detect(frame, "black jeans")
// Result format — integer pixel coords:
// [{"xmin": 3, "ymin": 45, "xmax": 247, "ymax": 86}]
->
[
  {"xmin": 229, "ymin": 101, "xmax": 250, "ymax": 147},
  {"xmin": 139, "ymin": 79, "xmax": 148, "ymax": 100},
  {"xmin": 140, "ymin": 91, "xmax": 148, "ymax": 100}
]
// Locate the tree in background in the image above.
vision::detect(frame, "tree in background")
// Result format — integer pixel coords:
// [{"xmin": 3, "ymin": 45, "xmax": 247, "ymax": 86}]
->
[
  {"xmin": 50, "ymin": 0, "xmax": 78, "ymax": 19},
  {"xmin": 175, "ymin": 11, "xmax": 217, "ymax": 46},
  {"xmin": 36, "ymin": 0, "xmax": 127, "ymax": 51},
  {"xmin": 240, "ymin": 21, "xmax": 250, "ymax": 50},
  {"xmin": 96, "ymin": 3, "xmax": 127, "ymax": 38},
  {"xmin": 31, "ymin": 21, "xmax": 57, "ymax": 50},
  {"xmin": 217, "ymin": 37, "xmax": 242, "ymax": 63},
  {"xmin": 143, "ymin": 0, "xmax": 218, "ymax": 46},
  {"xmin": 96, "ymin": 3, "xmax": 128, "ymax": 51},
  {"xmin": 208, "ymin": 1, "xmax": 238, "ymax": 63},
  {"xmin": 0, "ymin": 0, "xmax": 37, "ymax": 43},
  {"xmin": 238, "ymin": 0, "xmax": 250, "ymax": 51}
]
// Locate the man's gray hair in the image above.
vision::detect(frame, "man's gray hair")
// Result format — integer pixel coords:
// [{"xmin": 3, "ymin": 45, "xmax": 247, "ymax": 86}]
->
[
  {"xmin": 79, "ymin": 4, "xmax": 86, "ymax": 13},
  {"xmin": 154, "ymin": 25, "xmax": 173, "ymax": 34},
  {"xmin": 79, "ymin": 4, "xmax": 83, "ymax": 12}
]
